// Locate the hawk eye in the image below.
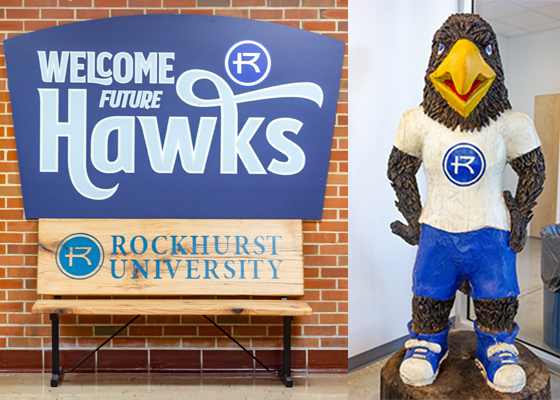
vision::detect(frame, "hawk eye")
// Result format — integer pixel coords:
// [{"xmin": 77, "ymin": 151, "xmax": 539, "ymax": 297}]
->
[
  {"xmin": 438, "ymin": 43, "xmax": 445, "ymax": 54},
  {"xmin": 486, "ymin": 44, "xmax": 492, "ymax": 55}
]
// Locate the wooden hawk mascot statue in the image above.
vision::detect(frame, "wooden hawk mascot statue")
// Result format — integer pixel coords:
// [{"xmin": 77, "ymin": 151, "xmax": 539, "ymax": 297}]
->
[{"xmin": 387, "ymin": 13, "xmax": 546, "ymax": 393}]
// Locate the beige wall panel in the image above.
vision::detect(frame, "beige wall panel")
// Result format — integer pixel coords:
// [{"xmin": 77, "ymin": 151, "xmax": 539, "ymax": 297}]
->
[
  {"xmin": 38, "ymin": 219, "xmax": 303, "ymax": 296},
  {"xmin": 531, "ymin": 95, "xmax": 560, "ymax": 238}
]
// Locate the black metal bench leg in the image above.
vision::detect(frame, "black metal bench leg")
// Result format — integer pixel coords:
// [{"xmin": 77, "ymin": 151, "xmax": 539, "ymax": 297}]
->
[
  {"xmin": 280, "ymin": 315, "xmax": 293, "ymax": 387},
  {"xmin": 50, "ymin": 313, "xmax": 62, "ymax": 387}
]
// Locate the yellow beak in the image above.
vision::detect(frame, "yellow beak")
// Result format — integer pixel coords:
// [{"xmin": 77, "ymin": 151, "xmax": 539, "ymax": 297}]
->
[{"xmin": 429, "ymin": 39, "xmax": 496, "ymax": 117}]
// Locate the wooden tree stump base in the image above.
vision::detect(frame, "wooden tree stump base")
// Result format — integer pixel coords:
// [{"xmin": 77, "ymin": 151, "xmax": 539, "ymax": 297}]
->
[{"xmin": 380, "ymin": 330, "xmax": 550, "ymax": 400}]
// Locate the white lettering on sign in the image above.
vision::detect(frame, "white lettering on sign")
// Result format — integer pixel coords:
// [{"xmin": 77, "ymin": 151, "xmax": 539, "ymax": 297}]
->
[
  {"xmin": 37, "ymin": 51, "xmax": 175, "ymax": 85},
  {"xmin": 38, "ymin": 70, "xmax": 322, "ymax": 200}
]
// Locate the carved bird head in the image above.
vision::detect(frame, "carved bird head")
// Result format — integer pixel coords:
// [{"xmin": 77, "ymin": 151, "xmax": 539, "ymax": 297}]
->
[{"xmin": 422, "ymin": 13, "xmax": 511, "ymax": 131}]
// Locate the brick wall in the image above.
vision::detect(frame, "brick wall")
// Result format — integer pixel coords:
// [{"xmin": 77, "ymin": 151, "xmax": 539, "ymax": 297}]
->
[{"xmin": 0, "ymin": 0, "xmax": 347, "ymax": 373}]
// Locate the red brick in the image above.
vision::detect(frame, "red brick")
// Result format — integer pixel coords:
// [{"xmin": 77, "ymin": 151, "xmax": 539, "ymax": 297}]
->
[
  {"xmin": 41, "ymin": 9, "xmax": 75, "ymax": 19},
  {"xmin": 321, "ymin": 244, "xmax": 347, "ymax": 255},
  {"xmin": 318, "ymin": 221, "xmax": 347, "ymax": 232},
  {"xmin": 338, "ymin": 21, "xmax": 348, "ymax": 32},
  {"xmin": 0, "ymin": 326, "xmax": 23, "ymax": 336},
  {"xmin": 304, "ymin": 267, "xmax": 319, "ymax": 278},
  {"xmin": 110, "ymin": 338, "xmax": 147, "ymax": 347},
  {"xmin": 233, "ymin": 0, "xmax": 264, "ymax": 5},
  {"xmin": 251, "ymin": 337, "xmax": 282, "ymax": 347},
  {"xmin": 233, "ymin": 326, "xmax": 266, "ymax": 336},
  {"xmin": 250, "ymin": 9, "xmax": 282, "ymax": 19},
  {"xmin": 270, "ymin": 20, "xmax": 299, "ymax": 28},
  {"xmin": 0, "ymin": 233, "xmax": 23, "ymax": 243},
  {"xmin": 215, "ymin": 9, "xmax": 248, "ymax": 18},
  {"xmin": 146, "ymin": 9, "xmax": 179, "ymax": 14},
  {"xmin": 308, "ymin": 350, "xmax": 347, "ymax": 372},
  {"xmin": 78, "ymin": 315, "xmax": 111, "ymax": 324},
  {"xmin": 217, "ymin": 337, "xmax": 251, "ymax": 348},
  {"xmin": 304, "ymin": 232, "xmax": 336, "ymax": 243},
  {"xmin": 59, "ymin": 0, "xmax": 92, "ymax": 6},
  {"xmin": 7, "ymin": 198, "xmax": 24, "ymax": 209},
  {"xmin": 147, "ymin": 337, "xmax": 181, "ymax": 347},
  {"xmin": 309, "ymin": 301, "xmax": 337, "ymax": 312},
  {"xmin": 25, "ymin": 0, "xmax": 56, "ymax": 5},
  {"xmin": 304, "ymin": 21, "xmax": 336, "ymax": 32},
  {"xmin": 180, "ymin": 9, "xmax": 213, "ymax": 14},
  {"xmin": 76, "ymin": 9, "xmax": 110, "ymax": 20},
  {"xmin": 199, "ymin": 325, "xmax": 231, "ymax": 336},
  {"xmin": 7, "ymin": 244, "xmax": 37, "ymax": 254},
  {"xmin": 150, "ymin": 349, "xmax": 200, "ymax": 371},
  {"xmin": 323, "ymin": 197, "xmax": 347, "ymax": 208},
  {"xmin": 305, "ymin": 278, "xmax": 336, "ymax": 289},
  {"xmin": 0, "ymin": 302, "xmax": 23, "ymax": 312},
  {"xmin": 302, "ymin": 0, "xmax": 333, "ymax": 5},
  {"xmin": 163, "ymin": 0, "xmax": 196, "ymax": 5},
  {"xmin": 25, "ymin": 326, "xmax": 51, "ymax": 336},
  {"xmin": 8, "ymin": 291, "xmax": 39, "ymax": 301},
  {"xmin": 147, "ymin": 315, "xmax": 180, "ymax": 324},
  {"xmin": 60, "ymin": 326, "xmax": 93, "ymax": 337},
  {"xmin": 285, "ymin": 9, "xmax": 318, "ymax": 19},
  {"xmin": 337, "ymin": 0, "xmax": 347, "ymax": 5},
  {"xmin": 302, "ymin": 221, "xmax": 317, "ymax": 231},
  {"xmin": 94, "ymin": 0, "xmax": 126, "ymax": 5},
  {"xmin": 164, "ymin": 326, "xmax": 197, "ymax": 336},
  {"xmin": 7, "ymin": 221, "xmax": 38, "ymax": 232},
  {"xmin": 129, "ymin": 0, "xmax": 161, "ymax": 6},
  {"xmin": 6, "ymin": 9, "xmax": 40, "ymax": 19},
  {"xmin": 293, "ymin": 337, "xmax": 319, "ymax": 348},
  {"xmin": 181, "ymin": 338, "xmax": 216, "ymax": 347},
  {"xmin": 0, "ymin": 255, "xmax": 24, "ymax": 266},
  {"xmin": 98, "ymin": 350, "xmax": 148, "ymax": 372},
  {"xmin": 129, "ymin": 326, "xmax": 163, "ymax": 336},
  {"xmin": 304, "ymin": 255, "xmax": 337, "ymax": 266},
  {"xmin": 322, "ymin": 290, "xmax": 347, "ymax": 301},
  {"xmin": 203, "ymin": 349, "xmax": 252, "ymax": 372},
  {"xmin": 0, "ymin": 21, "xmax": 23, "ymax": 31},
  {"xmin": 0, "ymin": 279, "xmax": 23, "ymax": 289},
  {"xmin": 8, "ymin": 313, "xmax": 41, "ymax": 324},
  {"xmin": 1, "ymin": 0, "xmax": 23, "ymax": 6},
  {"xmin": 198, "ymin": 0, "xmax": 229, "ymax": 5},
  {"xmin": 25, "ymin": 21, "xmax": 57, "ymax": 31},
  {"xmin": 111, "ymin": 9, "xmax": 145, "ymax": 17},
  {"xmin": 303, "ymin": 244, "xmax": 318, "ymax": 254},
  {"xmin": 321, "ymin": 8, "xmax": 347, "ymax": 19},
  {"xmin": 320, "ymin": 313, "xmax": 347, "ymax": 324},
  {"xmin": 267, "ymin": 0, "xmax": 298, "ymax": 6},
  {"xmin": 0, "ymin": 350, "xmax": 42, "ymax": 371},
  {"xmin": 24, "ymin": 256, "xmax": 38, "ymax": 266}
]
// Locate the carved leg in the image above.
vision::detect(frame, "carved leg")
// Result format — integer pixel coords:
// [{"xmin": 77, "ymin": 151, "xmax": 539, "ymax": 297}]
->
[
  {"xmin": 412, "ymin": 295, "xmax": 455, "ymax": 334},
  {"xmin": 473, "ymin": 297, "xmax": 519, "ymax": 334}
]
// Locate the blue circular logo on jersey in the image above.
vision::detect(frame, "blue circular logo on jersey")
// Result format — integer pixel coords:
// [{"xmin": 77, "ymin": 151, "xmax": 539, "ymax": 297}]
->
[
  {"xmin": 443, "ymin": 143, "xmax": 486, "ymax": 187},
  {"xmin": 225, "ymin": 40, "xmax": 271, "ymax": 86},
  {"xmin": 56, "ymin": 233, "xmax": 104, "ymax": 280}
]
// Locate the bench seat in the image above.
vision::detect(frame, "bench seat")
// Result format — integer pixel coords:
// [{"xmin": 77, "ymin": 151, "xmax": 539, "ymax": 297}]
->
[{"xmin": 32, "ymin": 299, "xmax": 312, "ymax": 316}]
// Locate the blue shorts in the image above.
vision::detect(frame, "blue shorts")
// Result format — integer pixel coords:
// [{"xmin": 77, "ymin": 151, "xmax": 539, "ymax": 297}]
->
[{"xmin": 413, "ymin": 225, "xmax": 519, "ymax": 301}]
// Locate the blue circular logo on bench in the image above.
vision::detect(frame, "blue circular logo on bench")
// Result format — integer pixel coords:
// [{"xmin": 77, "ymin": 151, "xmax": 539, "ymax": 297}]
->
[
  {"xmin": 56, "ymin": 234, "xmax": 104, "ymax": 280},
  {"xmin": 443, "ymin": 143, "xmax": 486, "ymax": 187}
]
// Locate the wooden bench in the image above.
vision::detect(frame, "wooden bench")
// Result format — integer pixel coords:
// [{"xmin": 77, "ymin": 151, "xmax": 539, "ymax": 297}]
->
[{"xmin": 31, "ymin": 219, "xmax": 311, "ymax": 387}]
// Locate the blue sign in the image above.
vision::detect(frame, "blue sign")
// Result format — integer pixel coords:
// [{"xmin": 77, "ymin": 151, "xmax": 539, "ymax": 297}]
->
[
  {"xmin": 4, "ymin": 15, "xmax": 344, "ymax": 219},
  {"xmin": 443, "ymin": 143, "xmax": 486, "ymax": 187},
  {"xmin": 56, "ymin": 233, "xmax": 104, "ymax": 280}
]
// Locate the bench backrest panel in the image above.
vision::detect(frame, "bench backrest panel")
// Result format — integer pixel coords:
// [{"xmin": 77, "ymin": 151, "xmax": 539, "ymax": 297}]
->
[{"xmin": 38, "ymin": 219, "xmax": 304, "ymax": 296}]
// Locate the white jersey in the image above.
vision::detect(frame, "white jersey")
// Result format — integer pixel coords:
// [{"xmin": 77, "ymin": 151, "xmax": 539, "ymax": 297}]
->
[{"xmin": 393, "ymin": 107, "xmax": 541, "ymax": 233}]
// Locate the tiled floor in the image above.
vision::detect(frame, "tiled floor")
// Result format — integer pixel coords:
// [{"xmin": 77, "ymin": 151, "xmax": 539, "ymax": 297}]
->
[
  {"xmin": 348, "ymin": 357, "xmax": 560, "ymax": 399},
  {"xmin": 0, "ymin": 373, "xmax": 348, "ymax": 400}
]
